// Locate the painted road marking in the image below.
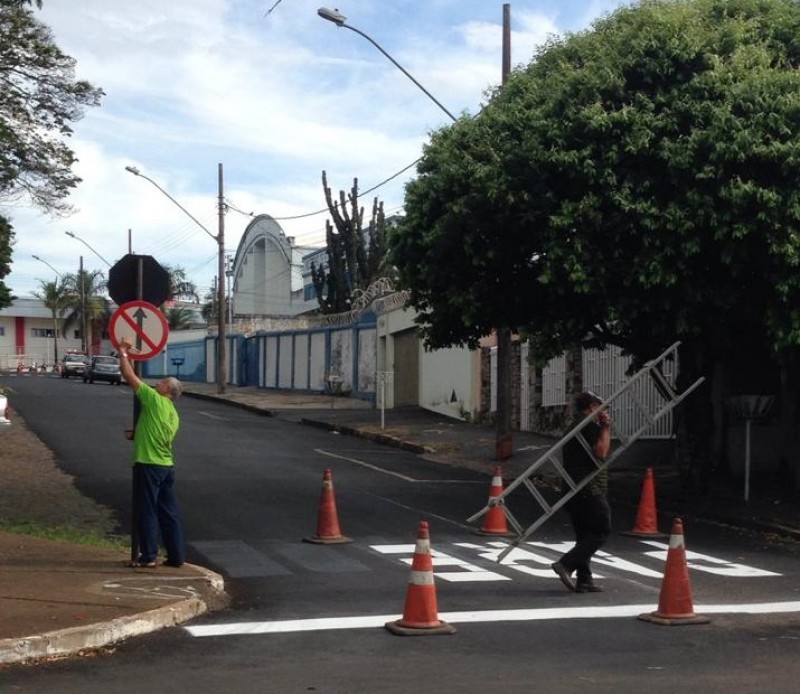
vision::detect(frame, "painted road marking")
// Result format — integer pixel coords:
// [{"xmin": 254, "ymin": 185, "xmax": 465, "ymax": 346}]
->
[
  {"xmin": 190, "ymin": 538, "xmax": 781, "ymax": 581},
  {"xmin": 370, "ymin": 540, "xmax": 778, "ymax": 581},
  {"xmin": 315, "ymin": 448, "xmax": 484, "ymax": 484},
  {"xmin": 371, "ymin": 543, "xmax": 510, "ymax": 582},
  {"xmin": 638, "ymin": 540, "xmax": 780, "ymax": 577},
  {"xmin": 184, "ymin": 601, "xmax": 800, "ymax": 637}
]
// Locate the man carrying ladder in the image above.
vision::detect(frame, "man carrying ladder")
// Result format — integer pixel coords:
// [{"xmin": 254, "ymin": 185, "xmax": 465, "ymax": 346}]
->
[
  {"xmin": 551, "ymin": 391, "xmax": 612, "ymax": 594},
  {"xmin": 467, "ymin": 342, "xmax": 705, "ymax": 566}
]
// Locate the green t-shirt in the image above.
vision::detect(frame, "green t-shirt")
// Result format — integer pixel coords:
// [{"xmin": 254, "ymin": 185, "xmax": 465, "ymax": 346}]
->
[{"xmin": 133, "ymin": 382, "xmax": 179, "ymax": 466}]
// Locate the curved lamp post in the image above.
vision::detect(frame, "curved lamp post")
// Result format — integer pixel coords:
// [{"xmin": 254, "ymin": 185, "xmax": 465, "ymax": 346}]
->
[
  {"xmin": 125, "ymin": 165, "xmax": 227, "ymax": 394},
  {"xmin": 31, "ymin": 254, "xmax": 63, "ymax": 279},
  {"xmin": 317, "ymin": 7, "xmax": 457, "ymax": 123},
  {"xmin": 64, "ymin": 231, "xmax": 112, "ymax": 268},
  {"xmin": 31, "ymin": 255, "xmax": 67, "ymax": 366},
  {"xmin": 318, "ymin": 6, "xmax": 515, "ymax": 458},
  {"xmin": 318, "ymin": 5, "xmax": 459, "ymax": 431}
]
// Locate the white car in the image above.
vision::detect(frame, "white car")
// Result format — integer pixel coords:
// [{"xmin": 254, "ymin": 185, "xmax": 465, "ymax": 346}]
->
[{"xmin": 0, "ymin": 392, "xmax": 10, "ymax": 435}]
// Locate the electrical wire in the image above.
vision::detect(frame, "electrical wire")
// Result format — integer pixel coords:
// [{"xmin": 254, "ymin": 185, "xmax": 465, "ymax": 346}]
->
[{"xmin": 224, "ymin": 157, "xmax": 420, "ymax": 223}]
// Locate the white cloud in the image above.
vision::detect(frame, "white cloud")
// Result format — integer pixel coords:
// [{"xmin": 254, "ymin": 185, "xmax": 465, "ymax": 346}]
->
[{"xmin": 5, "ymin": 0, "xmax": 629, "ymax": 299}]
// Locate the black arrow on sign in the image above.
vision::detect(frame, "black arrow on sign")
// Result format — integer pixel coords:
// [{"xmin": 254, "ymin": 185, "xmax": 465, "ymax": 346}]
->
[{"xmin": 133, "ymin": 307, "xmax": 147, "ymax": 352}]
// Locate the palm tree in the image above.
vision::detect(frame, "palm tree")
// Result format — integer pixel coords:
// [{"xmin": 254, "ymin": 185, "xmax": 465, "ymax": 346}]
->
[
  {"xmin": 62, "ymin": 268, "xmax": 107, "ymax": 354},
  {"xmin": 163, "ymin": 265, "xmax": 199, "ymax": 303},
  {"xmin": 164, "ymin": 306, "xmax": 198, "ymax": 330},
  {"xmin": 31, "ymin": 278, "xmax": 71, "ymax": 365}
]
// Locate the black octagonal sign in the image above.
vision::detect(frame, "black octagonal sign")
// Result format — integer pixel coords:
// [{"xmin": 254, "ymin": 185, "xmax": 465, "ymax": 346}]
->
[{"xmin": 108, "ymin": 254, "xmax": 170, "ymax": 307}]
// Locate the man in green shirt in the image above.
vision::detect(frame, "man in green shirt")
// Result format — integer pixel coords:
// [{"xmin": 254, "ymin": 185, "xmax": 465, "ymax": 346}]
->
[{"xmin": 118, "ymin": 337, "xmax": 185, "ymax": 568}]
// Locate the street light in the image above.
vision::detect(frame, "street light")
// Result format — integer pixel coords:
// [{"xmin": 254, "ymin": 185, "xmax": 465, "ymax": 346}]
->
[
  {"xmin": 318, "ymin": 6, "xmax": 515, "ymax": 459},
  {"xmin": 64, "ymin": 231, "xmax": 112, "ymax": 268},
  {"xmin": 125, "ymin": 164, "xmax": 227, "ymax": 394},
  {"xmin": 317, "ymin": 7, "xmax": 457, "ymax": 123},
  {"xmin": 31, "ymin": 254, "xmax": 63, "ymax": 279},
  {"xmin": 31, "ymin": 255, "xmax": 65, "ymax": 367}
]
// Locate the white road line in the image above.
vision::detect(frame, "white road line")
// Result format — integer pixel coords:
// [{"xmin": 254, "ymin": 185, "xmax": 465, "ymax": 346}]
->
[
  {"xmin": 315, "ymin": 448, "xmax": 482, "ymax": 483},
  {"xmin": 184, "ymin": 601, "xmax": 800, "ymax": 637},
  {"xmin": 316, "ymin": 448, "xmax": 417, "ymax": 481},
  {"xmin": 197, "ymin": 411, "xmax": 229, "ymax": 421}
]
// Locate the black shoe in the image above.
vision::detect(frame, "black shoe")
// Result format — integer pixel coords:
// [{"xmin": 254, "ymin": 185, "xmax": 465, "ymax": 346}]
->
[
  {"xmin": 575, "ymin": 580, "xmax": 603, "ymax": 593},
  {"xmin": 551, "ymin": 562, "xmax": 576, "ymax": 592},
  {"xmin": 162, "ymin": 559, "xmax": 184, "ymax": 568}
]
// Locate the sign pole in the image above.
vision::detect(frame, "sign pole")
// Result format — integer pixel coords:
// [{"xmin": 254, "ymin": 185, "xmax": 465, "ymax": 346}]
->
[
  {"xmin": 107, "ymin": 251, "xmax": 171, "ymax": 565},
  {"xmin": 130, "ymin": 260, "xmax": 144, "ymax": 563}
]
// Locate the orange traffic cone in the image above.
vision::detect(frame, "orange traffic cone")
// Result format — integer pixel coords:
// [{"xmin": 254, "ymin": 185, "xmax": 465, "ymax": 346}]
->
[
  {"xmin": 302, "ymin": 468, "xmax": 352, "ymax": 544},
  {"xmin": 476, "ymin": 465, "xmax": 514, "ymax": 537},
  {"xmin": 622, "ymin": 468, "xmax": 668, "ymax": 538},
  {"xmin": 638, "ymin": 518, "xmax": 710, "ymax": 626},
  {"xmin": 385, "ymin": 521, "xmax": 456, "ymax": 636}
]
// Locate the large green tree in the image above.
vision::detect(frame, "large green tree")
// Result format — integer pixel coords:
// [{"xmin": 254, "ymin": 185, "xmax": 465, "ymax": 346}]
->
[
  {"xmin": 0, "ymin": 1, "xmax": 103, "ymax": 212},
  {"xmin": 392, "ymin": 0, "xmax": 800, "ymax": 491},
  {"xmin": 0, "ymin": 1, "xmax": 103, "ymax": 309}
]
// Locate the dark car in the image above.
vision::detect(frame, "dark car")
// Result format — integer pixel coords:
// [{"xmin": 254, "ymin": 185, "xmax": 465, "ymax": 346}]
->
[
  {"xmin": 61, "ymin": 353, "xmax": 89, "ymax": 379},
  {"xmin": 83, "ymin": 356, "xmax": 122, "ymax": 385}
]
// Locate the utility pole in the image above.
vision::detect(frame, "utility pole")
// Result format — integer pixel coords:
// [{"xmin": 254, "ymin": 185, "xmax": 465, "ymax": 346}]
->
[
  {"xmin": 217, "ymin": 163, "xmax": 227, "ymax": 394},
  {"xmin": 495, "ymin": 3, "xmax": 514, "ymax": 461},
  {"xmin": 79, "ymin": 255, "xmax": 89, "ymax": 354}
]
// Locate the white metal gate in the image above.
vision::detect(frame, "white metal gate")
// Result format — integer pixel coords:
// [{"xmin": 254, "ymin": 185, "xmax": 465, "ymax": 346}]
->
[
  {"xmin": 520, "ymin": 342, "xmax": 530, "ymax": 430},
  {"xmin": 514, "ymin": 343, "xmax": 677, "ymax": 439},
  {"xmin": 583, "ymin": 344, "xmax": 676, "ymax": 439}
]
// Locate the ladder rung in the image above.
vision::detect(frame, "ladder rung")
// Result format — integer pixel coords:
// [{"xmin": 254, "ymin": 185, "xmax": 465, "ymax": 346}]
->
[
  {"xmin": 650, "ymin": 367, "xmax": 677, "ymax": 401},
  {"xmin": 522, "ymin": 477, "xmax": 552, "ymax": 515}
]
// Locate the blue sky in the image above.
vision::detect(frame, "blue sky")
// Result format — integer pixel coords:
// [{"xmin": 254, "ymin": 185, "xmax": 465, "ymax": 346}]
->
[{"xmin": 5, "ymin": 0, "xmax": 630, "ymax": 299}]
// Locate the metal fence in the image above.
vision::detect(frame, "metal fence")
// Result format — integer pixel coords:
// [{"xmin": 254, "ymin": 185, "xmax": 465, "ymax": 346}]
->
[{"xmin": 582, "ymin": 344, "xmax": 676, "ymax": 439}]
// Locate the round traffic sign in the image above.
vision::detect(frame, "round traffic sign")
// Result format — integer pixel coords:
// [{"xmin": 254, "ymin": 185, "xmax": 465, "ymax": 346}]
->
[{"xmin": 109, "ymin": 301, "xmax": 169, "ymax": 361}]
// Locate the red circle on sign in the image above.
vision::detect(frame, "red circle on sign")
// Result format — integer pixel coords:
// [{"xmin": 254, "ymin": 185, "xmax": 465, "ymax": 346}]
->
[{"xmin": 109, "ymin": 301, "xmax": 169, "ymax": 361}]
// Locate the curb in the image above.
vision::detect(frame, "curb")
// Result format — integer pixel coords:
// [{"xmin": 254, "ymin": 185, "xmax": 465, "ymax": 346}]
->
[
  {"xmin": 182, "ymin": 390, "xmax": 275, "ymax": 417},
  {"xmin": 0, "ymin": 564, "xmax": 227, "ymax": 666},
  {"xmin": 299, "ymin": 417, "xmax": 434, "ymax": 455}
]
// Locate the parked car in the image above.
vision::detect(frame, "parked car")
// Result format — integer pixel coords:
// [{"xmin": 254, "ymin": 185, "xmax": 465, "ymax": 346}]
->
[
  {"xmin": 83, "ymin": 355, "xmax": 122, "ymax": 385},
  {"xmin": 0, "ymin": 391, "xmax": 11, "ymax": 435},
  {"xmin": 61, "ymin": 353, "xmax": 89, "ymax": 379}
]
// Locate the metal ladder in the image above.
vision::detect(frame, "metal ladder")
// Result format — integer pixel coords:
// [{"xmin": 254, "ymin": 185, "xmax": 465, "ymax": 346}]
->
[{"xmin": 466, "ymin": 342, "xmax": 705, "ymax": 563}]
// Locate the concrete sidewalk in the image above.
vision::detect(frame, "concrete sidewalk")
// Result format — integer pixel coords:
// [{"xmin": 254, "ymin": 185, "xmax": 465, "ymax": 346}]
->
[
  {"xmin": 0, "ymin": 533, "xmax": 227, "ymax": 666},
  {"xmin": 2, "ymin": 381, "xmax": 800, "ymax": 667}
]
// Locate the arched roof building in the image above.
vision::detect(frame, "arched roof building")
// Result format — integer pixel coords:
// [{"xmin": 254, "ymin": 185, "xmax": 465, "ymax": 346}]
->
[{"xmin": 230, "ymin": 214, "xmax": 323, "ymax": 317}]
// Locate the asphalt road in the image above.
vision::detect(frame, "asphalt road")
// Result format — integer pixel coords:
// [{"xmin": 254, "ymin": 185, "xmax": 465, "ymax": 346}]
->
[{"xmin": 5, "ymin": 376, "xmax": 800, "ymax": 693}]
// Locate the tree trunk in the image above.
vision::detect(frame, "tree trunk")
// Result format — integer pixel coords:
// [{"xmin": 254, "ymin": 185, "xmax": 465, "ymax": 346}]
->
[
  {"xmin": 495, "ymin": 327, "xmax": 513, "ymax": 460},
  {"xmin": 777, "ymin": 348, "xmax": 800, "ymax": 492},
  {"xmin": 675, "ymin": 342, "xmax": 714, "ymax": 495}
]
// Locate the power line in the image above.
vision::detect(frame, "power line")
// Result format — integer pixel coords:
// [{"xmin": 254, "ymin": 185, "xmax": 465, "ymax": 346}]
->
[{"xmin": 224, "ymin": 158, "xmax": 419, "ymax": 223}]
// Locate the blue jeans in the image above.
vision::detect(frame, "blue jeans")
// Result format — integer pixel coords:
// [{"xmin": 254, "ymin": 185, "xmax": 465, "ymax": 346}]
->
[{"xmin": 133, "ymin": 463, "xmax": 184, "ymax": 565}]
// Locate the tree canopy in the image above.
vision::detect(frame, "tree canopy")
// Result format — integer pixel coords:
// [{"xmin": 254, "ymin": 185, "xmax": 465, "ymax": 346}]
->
[
  {"xmin": 0, "ymin": 1, "xmax": 104, "ymax": 309},
  {"xmin": 393, "ymin": 0, "xmax": 800, "ymax": 368},
  {"xmin": 0, "ymin": 1, "xmax": 103, "ymax": 212},
  {"xmin": 0, "ymin": 216, "xmax": 12, "ymax": 309}
]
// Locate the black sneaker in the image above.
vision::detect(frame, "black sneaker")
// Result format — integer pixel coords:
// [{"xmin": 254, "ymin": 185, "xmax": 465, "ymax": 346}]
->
[{"xmin": 551, "ymin": 561, "xmax": 576, "ymax": 592}]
